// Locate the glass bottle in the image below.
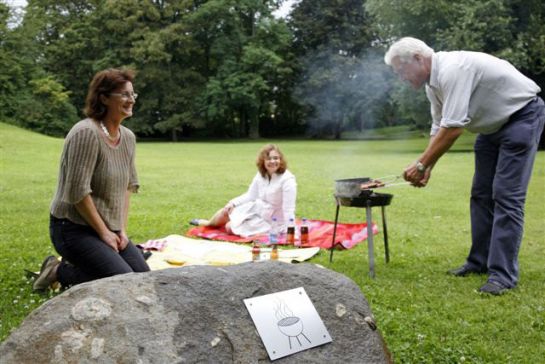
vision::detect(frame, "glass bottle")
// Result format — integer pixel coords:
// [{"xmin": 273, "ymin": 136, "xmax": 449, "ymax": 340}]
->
[
  {"xmin": 300, "ymin": 218, "xmax": 309, "ymax": 246},
  {"xmin": 286, "ymin": 217, "xmax": 295, "ymax": 245},
  {"xmin": 252, "ymin": 242, "xmax": 260, "ymax": 261},
  {"xmin": 271, "ymin": 243, "xmax": 278, "ymax": 260}
]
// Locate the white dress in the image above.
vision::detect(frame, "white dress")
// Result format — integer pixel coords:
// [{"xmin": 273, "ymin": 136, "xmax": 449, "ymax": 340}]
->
[{"xmin": 228, "ymin": 170, "xmax": 297, "ymax": 237}]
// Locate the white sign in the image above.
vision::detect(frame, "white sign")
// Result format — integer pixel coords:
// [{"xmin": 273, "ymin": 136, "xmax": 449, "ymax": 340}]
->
[{"xmin": 243, "ymin": 287, "xmax": 332, "ymax": 361}]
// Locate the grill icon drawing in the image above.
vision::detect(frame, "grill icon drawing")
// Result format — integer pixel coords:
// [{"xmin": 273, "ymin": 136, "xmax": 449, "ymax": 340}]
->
[{"xmin": 274, "ymin": 299, "xmax": 311, "ymax": 349}]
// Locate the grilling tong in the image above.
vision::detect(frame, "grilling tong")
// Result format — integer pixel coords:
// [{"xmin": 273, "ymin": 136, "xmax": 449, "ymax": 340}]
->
[{"xmin": 360, "ymin": 175, "xmax": 410, "ymax": 190}]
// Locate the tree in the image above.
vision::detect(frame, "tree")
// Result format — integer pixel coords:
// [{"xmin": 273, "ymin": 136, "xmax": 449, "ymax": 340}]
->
[
  {"xmin": 22, "ymin": 0, "xmax": 105, "ymax": 114},
  {"xmin": 1, "ymin": 2, "xmax": 77, "ymax": 135},
  {"xmin": 366, "ymin": 0, "xmax": 545, "ymax": 130},
  {"xmin": 20, "ymin": 76, "xmax": 78, "ymax": 136},
  {"xmin": 190, "ymin": 0, "xmax": 295, "ymax": 137},
  {"xmin": 289, "ymin": 0, "xmax": 383, "ymax": 138},
  {"xmin": 0, "ymin": 3, "xmax": 24, "ymax": 122},
  {"xmin": 106, "ymin": 0, "xmax": 207, "ymax": 139}
]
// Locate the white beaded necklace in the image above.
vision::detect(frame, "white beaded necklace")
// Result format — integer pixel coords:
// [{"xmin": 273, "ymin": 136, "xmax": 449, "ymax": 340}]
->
[{"xmin": 100, "ymin": 122, "xmax": 119, "ymax": 141}]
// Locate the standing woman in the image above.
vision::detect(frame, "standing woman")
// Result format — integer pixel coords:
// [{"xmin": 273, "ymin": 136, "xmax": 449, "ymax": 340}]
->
[
  {"xmin": 190, "ymin": 144, "xmax": 297, "ymax": 237},
  {"xmin": 33, "ymin": 68, "xmax": 150, "ymax": 291}
]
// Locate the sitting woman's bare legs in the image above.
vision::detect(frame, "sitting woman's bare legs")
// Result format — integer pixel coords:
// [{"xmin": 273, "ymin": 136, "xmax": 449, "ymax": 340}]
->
[
  {"xmin": 197, "ymin": 208, "xmax": 230, "ymax": 227},
  {"xmin": 207, "ymin": 208, "xmax": 230, "ymax": 226},
  {"xmin": 225, "ymin": 221, "xmax": 233, "ymax": 234}
]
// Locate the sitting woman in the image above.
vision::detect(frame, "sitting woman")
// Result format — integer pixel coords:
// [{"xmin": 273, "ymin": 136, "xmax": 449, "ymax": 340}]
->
[
  {"xmin": 191, "ymin": 144, "xmax": 297, "ymax": 237},
  {"xmin": 33, "ymin": 68, "xmax": 150, "ymax": 291}
]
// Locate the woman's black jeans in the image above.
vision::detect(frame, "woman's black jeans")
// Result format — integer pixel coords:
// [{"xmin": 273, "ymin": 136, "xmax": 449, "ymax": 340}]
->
[{"xmin": 50, "ymin": 215, "xmax": 150, "ymax": 288}]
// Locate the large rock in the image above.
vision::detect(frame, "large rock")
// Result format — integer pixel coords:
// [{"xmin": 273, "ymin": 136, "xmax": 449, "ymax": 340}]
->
[{"xmin": 0, "ymin": 261, "xmax": 391, "ymax": 363}]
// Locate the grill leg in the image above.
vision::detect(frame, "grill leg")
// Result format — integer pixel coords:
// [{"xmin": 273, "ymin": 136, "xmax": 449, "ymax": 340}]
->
[
  {"xmin": 366, "ymin": 202, "xmax": 375, "ymax": 278},
  {"xmin": 330, "ymin": 203, "xmax": 340, "ymax": 263},
  {"xmin": 381, "ymin": 206, "xmax": 390, "ymax": 263}
]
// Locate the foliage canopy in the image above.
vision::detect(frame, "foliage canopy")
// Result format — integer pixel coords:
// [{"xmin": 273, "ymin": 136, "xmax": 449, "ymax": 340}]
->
[{"xmin": 1, "ymin": 0, "xmax": 544, "ymax": 139}]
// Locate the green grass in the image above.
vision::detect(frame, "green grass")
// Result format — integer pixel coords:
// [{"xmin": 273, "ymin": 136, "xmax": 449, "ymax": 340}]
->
[{"xmin": 1, "ymin": 122, "xmax": 544, "ymax": 363}]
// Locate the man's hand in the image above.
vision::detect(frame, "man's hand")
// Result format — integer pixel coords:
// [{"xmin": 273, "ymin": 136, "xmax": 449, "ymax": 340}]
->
[
  {"xmin": 404, "ymin": 162, "xmax": 431, "ymax": 187},
  {"xmin": 413, "ymin": 168, "xmax": 431, "ymax": 187},
  {"xmin": 403, "ymin": 126, "xmax": 463, "ymax": 188}
]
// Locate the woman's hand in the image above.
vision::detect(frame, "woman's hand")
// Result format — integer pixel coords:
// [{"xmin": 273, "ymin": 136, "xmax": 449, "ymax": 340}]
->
[
  {"xmin": 223, "ymin": 202, "xmax": 235, "ymax": 215},
  {"xmin": 100, "ymin": 230, "xmax": 121, "ymax": 252},
  {"xmin": 118, "ymin": 231, "xmax": 130, "ymax": 251},
  {"xmin": 75, "ymin": 195, "xmax": 122, "ymax": 251}
]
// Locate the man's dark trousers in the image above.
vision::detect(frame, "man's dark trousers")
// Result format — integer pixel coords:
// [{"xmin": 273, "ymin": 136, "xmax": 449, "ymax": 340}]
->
[{"xmin": 468, "ymin": 97, "xmax": 545, "ymax": 288}]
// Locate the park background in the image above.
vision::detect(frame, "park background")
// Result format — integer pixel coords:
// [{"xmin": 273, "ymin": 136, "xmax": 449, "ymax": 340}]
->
[
  {"xmin": 2, "ymin": 0, "xmax": 545, "ymax": 143},
  {"xmin": 1, "ymin": 0, "xmax": 544, "ymax": 362}
]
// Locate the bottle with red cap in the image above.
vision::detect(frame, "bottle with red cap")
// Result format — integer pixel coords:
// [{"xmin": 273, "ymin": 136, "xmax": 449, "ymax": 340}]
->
[
  {"xmin": 300, "ymin": 218, "xmax": 309, "ymax": 246},
  {"xmin": 252, "ymin": 242, "xmax": 260, "ymax": 261},
  {"xmin": 286, "ymin": 217, "xmax": 295, "ymax": 245}
]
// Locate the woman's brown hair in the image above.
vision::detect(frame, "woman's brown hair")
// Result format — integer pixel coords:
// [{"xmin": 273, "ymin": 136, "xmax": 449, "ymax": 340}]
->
[
  {"xmin": 84, "ymin": 68, "xmax": 135, "ymax": 120},
  {"xmin": 256, "ymin": 144, "xmax": 287, "ymax": 177}
]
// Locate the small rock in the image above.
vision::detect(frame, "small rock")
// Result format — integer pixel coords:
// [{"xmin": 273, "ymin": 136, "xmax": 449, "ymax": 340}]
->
[
  {"xmin": 336, "ymin": 303, "xmax": 347, "ymax": 317},
  {"xmin": 211, "ymin": 337, "xmax": 221, "ymax": 347},
  {"xmin": 71, "ymin": 297, "xmax": 111, "ymax": 321}
]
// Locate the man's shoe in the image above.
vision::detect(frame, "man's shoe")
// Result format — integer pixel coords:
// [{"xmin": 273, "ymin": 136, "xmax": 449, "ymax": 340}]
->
[
  {"xmin": 479, "ymin": 281, "xmax": 509, "ymax": 295},
  {"xmin": 189, "ymin": 219, "xmax": 201, "ymax": 226},
  {"xmin": 24, "ymin": 269, "xmax": 39, "ymax": 279},
  {"xmin": 32, "ymin": 256, "xmax": 60, "ymax": 292},
  {"xmin": 447, "ymin": 265, "xmax": 486, "ymax": 277}
]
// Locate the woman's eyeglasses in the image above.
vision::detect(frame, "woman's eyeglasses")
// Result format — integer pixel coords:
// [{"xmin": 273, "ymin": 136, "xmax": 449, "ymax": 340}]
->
[{"xmin": 109, "ymin": 92, "xmax": 138, "ymax": 100}]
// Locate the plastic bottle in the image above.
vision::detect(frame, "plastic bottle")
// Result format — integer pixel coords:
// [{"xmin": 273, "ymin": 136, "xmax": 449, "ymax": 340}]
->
[
  {"xmin": 286, "ymin": 218, "xmax": 295, "ymax": 245},
  {"xmin": 269, "ymin": 217, "xmax": 279, "ymax": 260},
  {"xmin": 300, "ymin": 218, "xmax": 309, "ymax": 246},
  {"xmin": 269, "ymin": 217, "xmax": 278, "ymax": 245}
]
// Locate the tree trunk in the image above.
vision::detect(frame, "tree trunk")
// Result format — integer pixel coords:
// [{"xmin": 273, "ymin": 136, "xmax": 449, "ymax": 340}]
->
[
  {"xmin": 334, "ymin": 123, "xmax": 341, "ymax": 139},
  {"xmin": 248, "ymin": 112, "xmax": 259, "ymax": 139},
  {"xmin": 239, "ymin": 109, "xmax": 246, "ymax": 137},
  {"xmin": 334, "ymin": 113, "xmax": 343, "ymax": 139}
]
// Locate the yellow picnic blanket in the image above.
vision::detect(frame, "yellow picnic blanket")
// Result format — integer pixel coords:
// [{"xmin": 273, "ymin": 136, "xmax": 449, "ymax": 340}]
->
[{"xmin": 144, "ymin": 234, "xmax": 321, "ymax": 270}]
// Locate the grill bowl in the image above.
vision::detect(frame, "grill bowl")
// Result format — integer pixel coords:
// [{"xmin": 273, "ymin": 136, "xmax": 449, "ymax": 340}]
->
[{"xmin": 335, "ymin": 178, "xmax": 373, "ymax": 198}]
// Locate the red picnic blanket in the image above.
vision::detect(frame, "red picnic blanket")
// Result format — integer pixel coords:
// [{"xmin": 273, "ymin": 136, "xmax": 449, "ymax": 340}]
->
[{"xmin": 186, "ymin": 219, "xmax": 378, "ymax": 249}]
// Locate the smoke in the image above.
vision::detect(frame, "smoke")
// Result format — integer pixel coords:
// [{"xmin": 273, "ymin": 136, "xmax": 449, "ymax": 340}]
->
[
  {"xmin": 274, "ymin": 298, "xmax": 295, "ymax": 321},
  {"xmin": 294, "ymin": 48, "xmax": 394, "ymax": 137}
]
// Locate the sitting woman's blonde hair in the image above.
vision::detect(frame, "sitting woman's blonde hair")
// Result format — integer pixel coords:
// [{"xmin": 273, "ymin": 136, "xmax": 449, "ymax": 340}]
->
[{"xmin": 256, "ymin": 144, "xmax": 287, "ymax": 177}]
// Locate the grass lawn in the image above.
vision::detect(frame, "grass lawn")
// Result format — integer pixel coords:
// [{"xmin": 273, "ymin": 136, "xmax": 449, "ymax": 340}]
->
[{"xmin": 1, "ymin": 121, "xmax": 544, "ymax": 363}]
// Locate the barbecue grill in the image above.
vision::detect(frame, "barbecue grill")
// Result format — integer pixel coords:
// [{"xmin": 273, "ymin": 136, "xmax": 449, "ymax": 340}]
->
[{"xmin": 330, "ymin": 178, "xmax": 394, "ymax": 278}]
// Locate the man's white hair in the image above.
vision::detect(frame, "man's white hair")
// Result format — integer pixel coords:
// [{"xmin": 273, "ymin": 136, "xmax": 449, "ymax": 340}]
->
[{"xmin": 384, "ymin": 37, "xmax": 435, "ymax": 65}]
